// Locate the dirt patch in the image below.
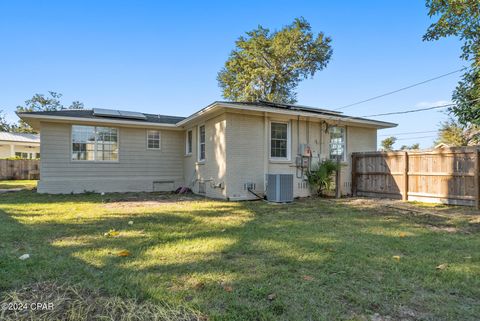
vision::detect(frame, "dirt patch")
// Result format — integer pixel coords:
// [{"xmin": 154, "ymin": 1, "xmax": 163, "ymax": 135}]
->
[
  {"xmin": 0, "ymin": 282, "xmax": 203, "ymax": 321},
  {"xmin": 335, "ymin": 197, "xmax": 479, "ymax": 233},
  {"xmin": 103, "ymin": 193, "xmax": 203, "ymax": 209}
]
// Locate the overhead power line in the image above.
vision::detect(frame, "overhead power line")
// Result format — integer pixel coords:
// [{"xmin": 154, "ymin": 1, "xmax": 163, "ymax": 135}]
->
[
  {"xmin": 379, "ymin": 130, "xmax": 438, "ymax": 137},
  {"xmin": 334, "ymin": 67, "xmax": 466, "ymax": 111},
  {"xmin": 393, "ymin": 135, "xmax": 437, "ymax": 141},
  {"xmin": 360, "ymin": 97, "xmax": 480, "ymax": 118}
]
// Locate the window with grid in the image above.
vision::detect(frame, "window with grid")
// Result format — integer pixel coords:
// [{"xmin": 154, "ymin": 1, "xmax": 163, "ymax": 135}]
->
[
  {"xmin": 198, "ymin": 125, "xmax": 205, "ymax": 161},
  {"xmin": 186, "ymin": 130, "xmax": 192, "ymax": 155},
  {"xmin": 147, "ymin": 130, "xmax": 161, "ymax": 149},
  {"xmin": 270, "ymin": 122, "xmax": 289, "ymax": 159},
  {"xmin": 329, "ymin": 126, "xmax": 346, "ymax": 161},
  {"xmin": 72, "ymin": 125, "xmax": 118, "ymax": 161}
]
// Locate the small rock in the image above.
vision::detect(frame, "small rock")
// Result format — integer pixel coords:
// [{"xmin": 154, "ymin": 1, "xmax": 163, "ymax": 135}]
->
[
  {"xmin": 267, "ymin": 293, "xmax": 276, "ymax": 301},
  {"xmin": 19, "ymin": 254, "xmax": 30, "ymax": 260},
  {"xmin": 128, "ymin": 220, "xmax": 134, "ymax": 225}
]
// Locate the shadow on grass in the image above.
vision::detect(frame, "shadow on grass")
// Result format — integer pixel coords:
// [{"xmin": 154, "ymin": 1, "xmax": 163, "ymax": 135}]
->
[{"xmin": 0, "ymin": 192, "xmax": 479, "ymax": 321}]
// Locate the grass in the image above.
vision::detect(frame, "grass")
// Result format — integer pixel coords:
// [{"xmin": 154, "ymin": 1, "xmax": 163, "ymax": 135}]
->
[
  {"xmin": 0, "ymin": 191, "xmax": 479, "ymax": 320},
  {"xmin": 0, "ymin": 180, "xmax": 37, "ymax": 190}
]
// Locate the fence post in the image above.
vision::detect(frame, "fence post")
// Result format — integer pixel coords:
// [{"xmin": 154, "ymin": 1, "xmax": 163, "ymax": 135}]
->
[
  {"xmin": 335, "ymin": 155, "xmax": 341, "ymax": 199},
  {"xmin": 351, "ymin": 153, "xmax": 357, "ymax": 196},
  {"xmin": 475, "ymin": 148, "xmax": 479, "ymax": 210},
  {"xmin": 403, "ymin": 151, "xmax": 409, "ymax": 201}
]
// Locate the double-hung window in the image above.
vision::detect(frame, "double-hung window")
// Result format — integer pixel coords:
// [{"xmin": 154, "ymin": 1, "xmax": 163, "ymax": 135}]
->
[
  {"xmin": 147, "ymin": 130, "xmax": 161, "ymax": 149},
  {"xmin": 198, "ymin": 125, "xmax": 205, "ymax": 162},
  {"xmin": 72, "ymin": 125, "xmax": 118, "ymax": 161},
  {"xmin": 329, "ymin": 126, "xmax": 346, "ymax": 161},
  {"xmin": 270, "ymin": 122, "xmax": 290, "ymax": 160},
  {"xmin": 186, "ymin": 130, "xmax": 192, "ymax": 155}
]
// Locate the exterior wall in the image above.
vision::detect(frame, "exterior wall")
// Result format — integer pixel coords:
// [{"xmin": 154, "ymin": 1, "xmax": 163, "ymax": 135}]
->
[
  {"xmin": 38, "ymin": 121, "xmax": 184, "ymax": 194},
  {"xmin": 224, "ymin": 113, "xmax": 328, "ymax": 200},
  {"xmin": 343, "ymin": 126, "xmax": 377, "ymax": 194},
  {"xmin": 183, "ymin": 114, "xmax": 227, "ymax": 199},
  {"xmin": 0, "ymin": 143, "xmax": 40, "ymax": 159},
  {"xmin": 222, "ymin": 113, "xmax": 378, "ymax": 200},
  {"xmin": 224, "ymin": 113, "xmax": 265, "ymax": 200},
  {"xmin": 37, "ymin": 113, "xmax": 378, "ymax": 198}
]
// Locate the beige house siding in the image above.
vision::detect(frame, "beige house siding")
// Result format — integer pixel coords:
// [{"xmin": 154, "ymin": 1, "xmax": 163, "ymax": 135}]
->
[
  {"xmin": 33, "ymin": 110, "xmax": 379, "ymax": 198},
  {"xmin": 38, "ymin": 121, "xmax": 184, "ymax": 194},
  {"xmin": 218, "ymin": 112, "xmax": 378, "ymax": 200},
  {"xmin": 342, "ymin": 126, "xmax": 377, "ymax": 194},
  {"xmin": 0, "ymin": 143, "xmax": 40, "ymax": 159},
  {"xmin": 183, "ymin": 114, "xmax": 227, "ymax": 199},
  {"xmin": 225, "ymin": 113, "xmax": 265, "ymax": 200}
]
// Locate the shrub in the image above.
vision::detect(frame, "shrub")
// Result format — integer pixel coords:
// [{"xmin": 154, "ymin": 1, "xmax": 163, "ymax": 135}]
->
[{"xmin": 306, "ymin": 159, "xmax": 341, "ymax": 196}]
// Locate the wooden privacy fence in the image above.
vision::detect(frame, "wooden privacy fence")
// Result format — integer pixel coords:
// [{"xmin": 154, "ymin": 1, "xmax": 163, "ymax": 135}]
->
[
  {"xmin": 351, "ymin": 147, "xmax": 480, "ymax": 208},
  {"xmin": 0, "ymin": 160, "xmax": 40, "ymax": 180}
]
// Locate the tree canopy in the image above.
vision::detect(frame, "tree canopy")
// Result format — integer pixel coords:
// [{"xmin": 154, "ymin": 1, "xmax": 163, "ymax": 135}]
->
[
  {"xmin": 400, "ymin": 143, "xmax": 420, "ymax": 150},
  {"xmin": 217, "ymin": 17, "xmax": 332, "ymax": 104},
  {"xmin": 435, "ymin": 117, "xmax": 479, "ymax": 146},
  {"xmin": 380, "ymin": 136, "xmax": 397, "ymax": 151},
  {"xmin": 15, "ymin": 91, "xmax": 84, "ymax": 133},
  {"xmin": 423, "ymin": 0, "xmax": 480, "ymax": 125}
]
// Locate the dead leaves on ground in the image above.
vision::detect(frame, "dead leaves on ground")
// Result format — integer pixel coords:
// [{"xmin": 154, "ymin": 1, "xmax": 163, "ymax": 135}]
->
[
  {"xmin": 302, "ymin": 275, "xmax": 314, "ymax": 281},
  {"xmin": 117, "ymin": 250, "xmax": 131, "ymax": 257},
  {"xmin": 104, "ymin": 229, "xmax": 120, "ymax": 237}
]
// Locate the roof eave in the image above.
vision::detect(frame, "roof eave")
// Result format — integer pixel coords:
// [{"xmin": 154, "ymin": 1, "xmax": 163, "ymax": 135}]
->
[
  {"xmin": 16, "ymin": 113, "xmax": 182, "ymax": 130},
  {"xmin": 176, "ymin": 102, "xmax": 397, "ymax": 129}
]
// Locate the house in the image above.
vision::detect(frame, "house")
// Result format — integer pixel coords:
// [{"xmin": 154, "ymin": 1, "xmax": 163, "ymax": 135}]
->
[
  {"xmin": 17, "ymin": 101, "xmax": 396, "ymax": 200},
  {"xmin": 0, "ymin": 131, "xmax": 40, "ymax": 159}
]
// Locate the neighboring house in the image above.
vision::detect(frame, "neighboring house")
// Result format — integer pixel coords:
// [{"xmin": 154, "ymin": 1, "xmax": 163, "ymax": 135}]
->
[
  {"xmin": 18, "ymin": 101, "xmax": 396, "ymax": 199},
  {"xmin": 0, "ymin": 131, "xmax": 40, "ymax": 159}
]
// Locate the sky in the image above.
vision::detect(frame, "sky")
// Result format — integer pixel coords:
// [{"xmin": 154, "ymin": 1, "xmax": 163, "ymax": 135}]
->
[{"xmin": 0, "ymin": 1, "xmax": 465, "ymax": 149}]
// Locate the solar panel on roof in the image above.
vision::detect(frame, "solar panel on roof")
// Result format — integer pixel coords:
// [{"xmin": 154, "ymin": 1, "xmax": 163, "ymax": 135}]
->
[
  {"xmin": 118, "ymin": 110, "xmax": 147, "ymax": 119},
  {"xmin": 93, "ymin": 108, "xmax": 147, "ymax": 120}
]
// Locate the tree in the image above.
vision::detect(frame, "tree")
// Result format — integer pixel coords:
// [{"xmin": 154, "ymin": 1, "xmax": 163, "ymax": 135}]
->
[
  {"xmin": 435, "ymin": 117, "xmax": 480, "ymax": 146},
  {"xmin": 15, "ymin": 91, "xmax": 84, "ymax": 133},
  {"xmin": 0, "ymin": 110, "xmax": 13, "ymax": 132},
  {"xmin": 423, "ymin": 0, "xmax": 480, "ymax": 125},
  {"xmin": 380, "ymin": 136, "xmax": 397, "ymax": 151},
  {"xmin": 400, "ymin": 143, "xmax": 420, "ymax": 150},
  {"xmin": 217, "ymin": 17, "xmax": 332, "ymax": 104}
]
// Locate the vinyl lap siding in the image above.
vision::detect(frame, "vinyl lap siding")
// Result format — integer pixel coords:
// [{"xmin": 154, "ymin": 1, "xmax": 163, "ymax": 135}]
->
[{"xmin": 38, "ymin": 122, "xmax": 184, "ymax": 193}]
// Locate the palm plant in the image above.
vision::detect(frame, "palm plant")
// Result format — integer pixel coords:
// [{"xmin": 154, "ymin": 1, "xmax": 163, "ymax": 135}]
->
[{"xmin": 306, "ymin": 159, "xmax": 341, "ymax": 196}]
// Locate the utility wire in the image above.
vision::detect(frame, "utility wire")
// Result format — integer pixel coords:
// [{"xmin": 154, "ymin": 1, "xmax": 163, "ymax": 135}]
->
[
  {"xmin": 360, "ymin": 97, "xmax": 480, "ymax": 118},
  {"xmin": 379, "ymin": 130, "xmax": 437, "ymax": 136},
  {"xmin": 393, "ymin": 135, "xmax": 437, "ymax": 141},
  {"xmin": 334, "ymin": 67, "xmax": 466, "ymax": 110}
]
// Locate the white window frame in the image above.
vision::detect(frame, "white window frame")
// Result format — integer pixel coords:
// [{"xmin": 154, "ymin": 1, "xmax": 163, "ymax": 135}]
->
[
  {"xmin": 198, "ymin": 124, "xmax": 206, "ymax": 162},
  {"xmin": 147, "ymin": 130, "xmax": 161, "ymax": 150},
  {"xmin": 329, "ymin": 126, "xmax": 346, "ymax": 162},
  {"xmin": 185, "ymin": 129, "xmax": 193, "ymax": 155},
  {"xmin": 269, "ymin": 121, "xmax": 291, "ymax": 161},
  {"xmin": 71, "ymin": 125, "xmax": 119, "ymax": 162}
]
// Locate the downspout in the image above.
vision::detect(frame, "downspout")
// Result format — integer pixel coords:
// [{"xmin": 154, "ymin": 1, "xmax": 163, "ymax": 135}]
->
[
  {"xmin": 264, "ymin": 112, "xmax": 268, "ymax": 193},
  {"xmin": 297, "ymin": 115, "xmax": 300, "ymax": 154}
]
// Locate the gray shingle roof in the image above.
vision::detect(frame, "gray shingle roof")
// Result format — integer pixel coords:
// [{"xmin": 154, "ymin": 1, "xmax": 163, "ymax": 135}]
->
[{"xmin": 17, "ymin": 109, "xmax": 185, "ymax": 125}]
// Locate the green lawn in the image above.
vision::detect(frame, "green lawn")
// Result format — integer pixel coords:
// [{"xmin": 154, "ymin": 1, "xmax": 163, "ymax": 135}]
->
[
  {"xmin": 0, "ymin": 180, "xmax": 37, "ymax": 190},
  {"xmin": 0, "ymin": 191, "xmax": 479, "ymax": 320}
]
